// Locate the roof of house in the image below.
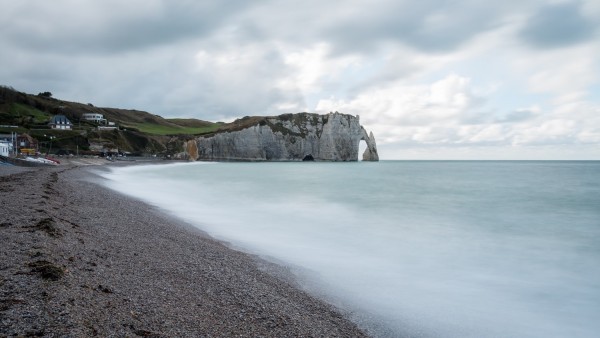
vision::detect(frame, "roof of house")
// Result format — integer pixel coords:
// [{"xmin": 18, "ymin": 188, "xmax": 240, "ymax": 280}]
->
[
  {"xmin": 18, "ymin": 133, "xmax": 36, "ymax": 143},
  {"xmin": 49, "ymin": 115, "xmax": 72, "ymax": 125}
]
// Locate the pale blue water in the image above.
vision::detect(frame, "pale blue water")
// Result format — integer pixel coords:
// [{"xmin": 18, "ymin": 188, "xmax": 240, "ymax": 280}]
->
[{"xmin": 100, "ymin": 161, "xmax": 600, "ymax": 337}]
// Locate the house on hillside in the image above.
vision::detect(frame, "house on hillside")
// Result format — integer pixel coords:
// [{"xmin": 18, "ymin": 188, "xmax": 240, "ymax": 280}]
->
[
  {"xmin": 49, "ymin": 115, "xmax": 72, "ymax": 130},
  {"xmin": 82, "ymin": 113, "xmax": 107, "ymax": 124},
  {"xmin": 82, "ymin": 112, "xmax": 118, "ymax": 130}
]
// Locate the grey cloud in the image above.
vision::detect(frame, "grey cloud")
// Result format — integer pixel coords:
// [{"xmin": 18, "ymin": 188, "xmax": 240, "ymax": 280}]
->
[
  {"xmin": 109, "ymin": 42, "xmax": 301, "ymax": 120},
  {"xmin": 231, "ymin": 0, "xmax": 515, "ymax": 56},
  {"xmin": 4, "ymin": 1, "xmax": 256, "ymax": 55},
  {"xmin": 519, "ymin": 2, "xmax": 596, "ymax": 49},
  {"xmin": 320, "ymin": 1, "xmax": 507, "ymax": 54}
]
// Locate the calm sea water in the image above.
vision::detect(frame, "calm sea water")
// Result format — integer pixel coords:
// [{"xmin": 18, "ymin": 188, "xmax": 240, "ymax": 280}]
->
[{"xmin": 99, "ymin": 161, "xmax": 600, "ymax": 338}]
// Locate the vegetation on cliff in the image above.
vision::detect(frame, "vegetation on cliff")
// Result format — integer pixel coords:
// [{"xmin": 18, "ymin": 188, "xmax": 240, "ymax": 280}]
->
[{"xmin": 0, "ymin": 86, "xmax": 219, "ymax": 156}]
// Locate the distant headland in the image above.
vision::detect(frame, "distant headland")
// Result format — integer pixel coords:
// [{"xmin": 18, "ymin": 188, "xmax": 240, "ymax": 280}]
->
[
  {"xmin": 188, "ymin": 112, "xmax": 378, "ymax": 161},
  {"xmin": 0, "ymin": 86, "xmax": 378, "ymax": 162}
]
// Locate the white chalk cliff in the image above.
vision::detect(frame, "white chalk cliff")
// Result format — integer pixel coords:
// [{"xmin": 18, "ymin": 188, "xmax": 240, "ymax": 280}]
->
[{"xmin": 189, "ymin": 112, "xmax": 379, "ymax": 161}]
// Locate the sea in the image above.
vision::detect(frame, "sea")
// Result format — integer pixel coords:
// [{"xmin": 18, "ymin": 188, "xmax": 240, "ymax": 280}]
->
[{"xmin": 99, "ymin": 161, "xmax": 600, "ymax": 338}]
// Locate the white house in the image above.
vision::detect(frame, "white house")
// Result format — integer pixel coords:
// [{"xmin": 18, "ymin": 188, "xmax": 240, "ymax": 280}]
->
[
  {"xmin": 82, "ymin": 113, "xmax": 107, "ymax": 124},
  {"xmin": 49, "ymin": 115, "xmax": 72, "ymax": 130},
  {"xmin": 0, "ymin": 140, "xmax": 12, "ymax": 156}
]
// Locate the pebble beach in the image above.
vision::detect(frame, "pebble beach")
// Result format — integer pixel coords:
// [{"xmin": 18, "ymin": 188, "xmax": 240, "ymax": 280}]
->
[{"xmin": 0, "ymin": 161, "xmax": 369, "ymax": 337}]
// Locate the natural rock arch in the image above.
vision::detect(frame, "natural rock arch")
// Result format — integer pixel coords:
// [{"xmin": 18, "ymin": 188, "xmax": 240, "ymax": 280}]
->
[
  {"xmin": 360, "ymin": 127, "xmax": 379, "ymax": 161},
  {"xmin": 190, "ymin": 112, "xmax": 379, "ymax": 162}
]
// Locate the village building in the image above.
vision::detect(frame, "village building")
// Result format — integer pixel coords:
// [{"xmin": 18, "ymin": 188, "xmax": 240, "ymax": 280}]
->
[
  {"xmin": 82, "ymin": 113, "xmax": 107, "ymax": 124},
  {"xmin": 0, "ymin": 133, "xmax": 17, "ymax": 157},
  {"xmin": 49, "ymin": 115, "xmax": 72, "ymax": 130},
  {"xmin": 17, "ymin": 134, "xmax": 38, "ymax": 155},
  {"xmin": 0, "ymin": 140, "xmax": 12, "ymax": 157}
]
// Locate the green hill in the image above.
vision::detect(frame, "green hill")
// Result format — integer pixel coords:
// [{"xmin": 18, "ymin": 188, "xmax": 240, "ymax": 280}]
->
[{"xmin": 0, "ymin": 85, "xmax": 220, "ymax": 156}]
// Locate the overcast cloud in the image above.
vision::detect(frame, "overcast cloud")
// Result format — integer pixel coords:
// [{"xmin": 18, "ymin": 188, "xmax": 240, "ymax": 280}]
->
[{"xmin": 1, "ymin": 0, "xmax": 598, "ymax": 159}]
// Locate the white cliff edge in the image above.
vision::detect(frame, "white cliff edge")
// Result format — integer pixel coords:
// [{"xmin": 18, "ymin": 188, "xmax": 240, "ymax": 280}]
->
[{"xmin": 186, "ymin": 112, "xmax": 379, "ymax": 161}]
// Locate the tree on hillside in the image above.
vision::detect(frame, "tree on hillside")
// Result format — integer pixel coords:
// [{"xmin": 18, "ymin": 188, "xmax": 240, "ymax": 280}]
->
[{"xmin": 38, "ymin": 91, "xmax": 52, "ymax": 98}]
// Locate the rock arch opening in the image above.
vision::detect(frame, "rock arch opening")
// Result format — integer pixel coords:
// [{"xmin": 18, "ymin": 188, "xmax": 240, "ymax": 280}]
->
[
  {"xmin": 358, "ymin": 140, "xmax": 368, "ymax": 161},
  {"xmin": 360, "ymin": 127, "xmax": 379, "ymax": 161}
]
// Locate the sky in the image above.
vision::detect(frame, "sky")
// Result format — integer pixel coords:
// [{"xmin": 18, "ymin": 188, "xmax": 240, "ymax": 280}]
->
[{"xmin": 1, "ymin": 0, "xmax": 599, "ymax": 159}]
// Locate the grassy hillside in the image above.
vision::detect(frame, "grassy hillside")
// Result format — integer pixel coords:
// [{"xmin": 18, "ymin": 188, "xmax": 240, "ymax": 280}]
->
[
  {"xmin": 7, "ymin": 103, "xmax": 51, "ymax": 124},
  {"xmin": 120, "ymin": 117, "xmax": 221, "ymax": 135},
  {"xmin": 124, "ymin": 123, "xmax": 220, "ymax": 136},
  {"xmin": 0, "ymin": 86, "xmax": 218, "ymax": 135},
  {"xmin": 0, "ymin": 85, "xmax": 218, "ymax": 155}
]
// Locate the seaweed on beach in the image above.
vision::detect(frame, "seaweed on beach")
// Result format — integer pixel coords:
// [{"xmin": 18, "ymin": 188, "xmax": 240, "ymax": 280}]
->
[
  {"xmin": 28, "ymin": 260, "xmax": 65, "ymax": 280},
  {"xmin": 96, "ymin": 285, "xmax": 113, "ymax": 293},
  {"xmin": 34, "ymin": 217, "xmax": 61, "ymax": 237},
  {"xmin": 0, "ymin": 298, "xmax": 25, "ymax": 312},
  {"xmin": 0, "ymin": 185, "xmax": 14, "ymax": 193},
  {"xmin": 132, "ymin": 328, "xmax": 161, "ymax": 337}
]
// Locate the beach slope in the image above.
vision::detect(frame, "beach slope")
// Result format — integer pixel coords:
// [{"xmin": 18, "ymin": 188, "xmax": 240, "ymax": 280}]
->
[{"xmin": 0, "ymin": 165, "xmax": 368, "ymax": 337}]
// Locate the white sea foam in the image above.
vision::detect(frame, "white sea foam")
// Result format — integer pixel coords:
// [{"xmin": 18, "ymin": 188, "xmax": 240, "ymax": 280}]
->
[{"xmin": 99, "ymin": 161, "xmax": 600, "ymax": 338}]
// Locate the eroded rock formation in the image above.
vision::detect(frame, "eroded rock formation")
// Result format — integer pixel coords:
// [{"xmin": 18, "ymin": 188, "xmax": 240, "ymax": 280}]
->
[{"xmin": 189, "ymin": 112, "xmax": 378, "ymax": 161}]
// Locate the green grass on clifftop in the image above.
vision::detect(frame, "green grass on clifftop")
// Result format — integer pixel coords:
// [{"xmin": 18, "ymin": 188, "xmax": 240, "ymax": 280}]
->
[
  {"xmin": 123, "ymin": 122, "xmax": 220, "ymax": 135},
  {"xmin": 9, "ymin": 103, "xmax": 51, "ymax": 123}
]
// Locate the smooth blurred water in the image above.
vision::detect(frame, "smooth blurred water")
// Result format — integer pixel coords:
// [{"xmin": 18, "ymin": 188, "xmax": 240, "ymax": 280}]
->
[{"xmin": 100, "ymin": 161, "xmax": 600, "ymax": 337}]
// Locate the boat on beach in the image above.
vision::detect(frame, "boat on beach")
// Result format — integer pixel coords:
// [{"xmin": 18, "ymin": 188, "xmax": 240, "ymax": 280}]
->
[{"xmin": 0, "ymin": 155, "xmax": 59, "ymax": 167}]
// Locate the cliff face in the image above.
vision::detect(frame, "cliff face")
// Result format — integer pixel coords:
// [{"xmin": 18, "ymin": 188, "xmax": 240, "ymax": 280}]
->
[{"xmin": 190, "ymin": 112, "xmax": 378, "ymax": 161}]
